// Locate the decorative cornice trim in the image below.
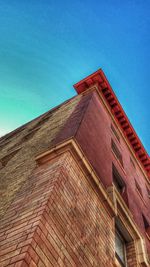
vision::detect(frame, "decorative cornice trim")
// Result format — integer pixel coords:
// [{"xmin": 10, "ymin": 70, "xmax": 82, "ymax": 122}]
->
[
  {"xmin": 36, "ymin": 138, "xmax": 116, "ymax": 217},
  {"xmin": 73, "ymin": 69, "xmax": 150, "ymax": 179},
  {"xmin": 85, "ymin": 85, "xmax": 149, "ymax": 183}
]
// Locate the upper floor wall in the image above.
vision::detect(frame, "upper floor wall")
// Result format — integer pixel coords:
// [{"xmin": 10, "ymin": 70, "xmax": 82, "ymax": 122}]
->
[{"xmin": 74, "ymin": 89, "xmax": 150, "ymax": 253}]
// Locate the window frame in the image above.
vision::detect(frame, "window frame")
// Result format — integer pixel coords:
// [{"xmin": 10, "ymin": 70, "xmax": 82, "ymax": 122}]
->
[
  {"xmin": 111, "ymin": 124, "xmax": 120, "ymax": 143},
  {"xmin": 112, "ymin": 164, "xmax": 125, "ymax": 194},
  {"xmin": 115, "ymin": 228, "xmax": 127, "ymax": 267},
  {"xmin": 111, "ymin": 139, "xmax": 123, "ymax": 167}
]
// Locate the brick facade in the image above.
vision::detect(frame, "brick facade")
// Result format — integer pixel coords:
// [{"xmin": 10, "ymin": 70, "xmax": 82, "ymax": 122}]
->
[
  {"xmin": 0, "ymin": 70, "xmax": 149, "ymax": 266},
  {"xmin": 0, "ymin": 150, "xmax": 115, "ymax": 266}
]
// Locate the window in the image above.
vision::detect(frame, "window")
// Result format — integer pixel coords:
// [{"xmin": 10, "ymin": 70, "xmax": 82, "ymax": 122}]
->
[
  {"xmin": 134, "ymin": 179, "xmax": 143, "ymax": 198},
  {"xmin": 32, "ymin": 115, "xmax": 50, "ymax": 129},
  {"xmin": 143, "ymin": 215, "xmax": 149, "ymax": 229},
  {"xmin": 115, "ymin": 218, "xmax": 133, "ymax": 267},
  {"xmin": 112, "ymin": 164, "xmax": 125, "ymax": 194},
  {"xmin": 111, "ymin": 139, "xmax": 123, "ymax": 166},
  {"xmin": 22, "ymin": 129, "xmax": 38, "ymax": 142},
  {"xmin": 111, "ymin": 124, "xmax": 120, "ymax": 142},
  {"xmin": 142, "ymin": 214, "xmax": 150, "ymax": 238},
  {"xmin": 0, "ymin": 148, "xmax": 20, "ymax": 167},
  {"xmin": 115, "ymin": 229, "xmax": 127, "ymax": 266}
]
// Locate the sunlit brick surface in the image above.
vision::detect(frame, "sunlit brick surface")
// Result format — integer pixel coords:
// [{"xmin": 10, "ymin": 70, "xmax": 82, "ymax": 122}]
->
[
  {"xmin": 0, "ymin": 95, "xmax": 83, "ymax": 218},
  {"xmin": 0, "ymin": 152, "xmax": 115, "ymax": 266},
  {"xmin": 0, "ymin": 71, "xmax": 149, "ymax": 266}
]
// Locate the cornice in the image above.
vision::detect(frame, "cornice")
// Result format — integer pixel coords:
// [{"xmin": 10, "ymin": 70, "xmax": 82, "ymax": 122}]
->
[
  {"xmin": 83, "ymin": 85, "xmax": 149, "ymax": 183},
  {"xmin": 73, "ymin": 69, "xmax": 150, "ymax": 179},
  {"xmin": 36, "ymin": 138, "xmax": 116, "ymax": 218}
]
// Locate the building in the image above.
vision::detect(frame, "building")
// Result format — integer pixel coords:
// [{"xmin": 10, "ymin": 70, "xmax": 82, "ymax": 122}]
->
[{"xmin": 0, "ymin": 69, "xmax": 150, "ymax": 267}]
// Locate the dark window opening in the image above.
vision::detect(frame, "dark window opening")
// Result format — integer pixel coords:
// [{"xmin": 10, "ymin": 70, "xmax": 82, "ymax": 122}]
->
[
  {"xmin": 0, "ymin": 140, "xmax": 11, "ymax": 149},
  {"xmin": 143, "ymin": 215, "xmax": 149, "ymax": 229},
  {"xmin": 22, "ymin": 129, "xmax": 38, "ymax": 142},
  {"xmin": 146, "ymin": 186, "xmax": 150, "ymax": 198},
  {"xmin": 142, "ymin": 215, "xmax": 150, "ymax": 238},
  {"xmin": 0, "ymin": 148, "xmax": 20, "ymax": 167},
  {"xmin": 112, "ymin": 164, "xmax": 125, "ymax": 194},
  {"xmin": 31, "ymin": 115, "xmax": 51, "ymax": 131},
  {"xmin": 111, "ymin": 139, "xmax": 123, "ymax": 166},
  {"xmin": 111, "ymin": 124, "xmax": 120, "ymax": 142}
]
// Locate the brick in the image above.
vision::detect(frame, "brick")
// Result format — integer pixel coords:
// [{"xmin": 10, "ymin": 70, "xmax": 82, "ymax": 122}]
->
[
  {"xmin": 0, "ymin": 249, "xmax": 21, "ymax": 263},
  {"xmin": 28, "ymin": 246, "xmax": 39, "ymax": 264},
  {"xmin": 29, "ymin": 259, "xmax": 37, "ymax": 267},
  {"xmin": 37, "ymin": 260, "xmax": 46, "ymax": 267},
  {"xmin": 0, "ymin": 259, "xmax": 10, "ymax": 267},
  {"xmin": 15, "ymin": 261, "xmax": 28, "ymax": 267},
  {"xmin": 35, "ymin": 245, "xmax": 53, "ymax": 266},
  {"xmin": 0, "ymin": 245, "xmax": 17, "ymax": 257},
  {"xmin": 0, "ymin": 86, "xmax": 148, "ymax": 267}
]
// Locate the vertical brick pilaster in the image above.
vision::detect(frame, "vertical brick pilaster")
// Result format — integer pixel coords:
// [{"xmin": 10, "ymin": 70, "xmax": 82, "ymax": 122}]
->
[{"xmin": 126, "ymin": 240, "xmax": 138, "ymax": 267}]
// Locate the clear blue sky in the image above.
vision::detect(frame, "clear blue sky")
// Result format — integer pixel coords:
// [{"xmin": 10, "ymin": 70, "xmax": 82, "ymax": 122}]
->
[{"xmin": 0, "ymin": 0, "xmax": 149, "ymax": 154}]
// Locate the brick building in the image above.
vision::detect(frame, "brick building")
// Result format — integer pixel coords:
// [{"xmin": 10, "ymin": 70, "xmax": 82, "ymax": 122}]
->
[{"xmin": 0, "ymin": 69, "xmax": 150, "ymax": 267}]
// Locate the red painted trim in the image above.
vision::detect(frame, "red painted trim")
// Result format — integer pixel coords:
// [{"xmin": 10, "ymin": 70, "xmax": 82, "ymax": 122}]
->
[{"xmin": 73, "ymin": 69, "xmax": 150, "ymax": 179}]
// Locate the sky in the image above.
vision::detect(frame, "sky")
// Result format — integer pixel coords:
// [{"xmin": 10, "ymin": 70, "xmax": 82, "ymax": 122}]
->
[{"xmin": 0, "ymin": 0, "xmax": 150, "ymax": 154}]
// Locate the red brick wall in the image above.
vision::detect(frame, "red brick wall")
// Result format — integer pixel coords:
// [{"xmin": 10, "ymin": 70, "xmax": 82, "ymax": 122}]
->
[
  {"xmin": 0, "ymin": 88, "xmax": 148, "ymax": 265},
  {"xmin": 76, "ymin": 91, "xmax": 112, "ymax": 188},
  {"xmin": 0, "ymin": 151, "xmax": 115, "ymax": 266},
  {"xmin": 75, "ymin": 91, "xmax": 150, "ymax": 254},
  {"xmin": 126, "ymin": 241, "xmax": 138, "ymax": 267}
]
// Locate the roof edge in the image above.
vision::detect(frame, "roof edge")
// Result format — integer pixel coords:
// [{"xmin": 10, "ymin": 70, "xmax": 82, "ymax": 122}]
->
[{"xmin": 73, "ymin": 69, "xmax": 150, "ymax": 179}]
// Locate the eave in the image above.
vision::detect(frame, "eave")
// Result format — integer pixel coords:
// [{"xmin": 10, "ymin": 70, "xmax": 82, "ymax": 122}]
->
[{"xmin": 73, "ymin": 69, "xmax": 150, "ymax": 179}]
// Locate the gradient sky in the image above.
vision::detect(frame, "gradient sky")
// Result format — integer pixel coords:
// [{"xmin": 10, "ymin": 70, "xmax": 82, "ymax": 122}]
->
[{"xmin": 0, "ymin": 0, "xmax": 150, "ymax": 154}]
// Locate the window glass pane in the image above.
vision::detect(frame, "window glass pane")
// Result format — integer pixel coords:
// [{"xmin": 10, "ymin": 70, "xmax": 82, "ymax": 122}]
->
[{"xmin": 115, "ymin": 231, "xmax": 126, "ymax": 265}]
